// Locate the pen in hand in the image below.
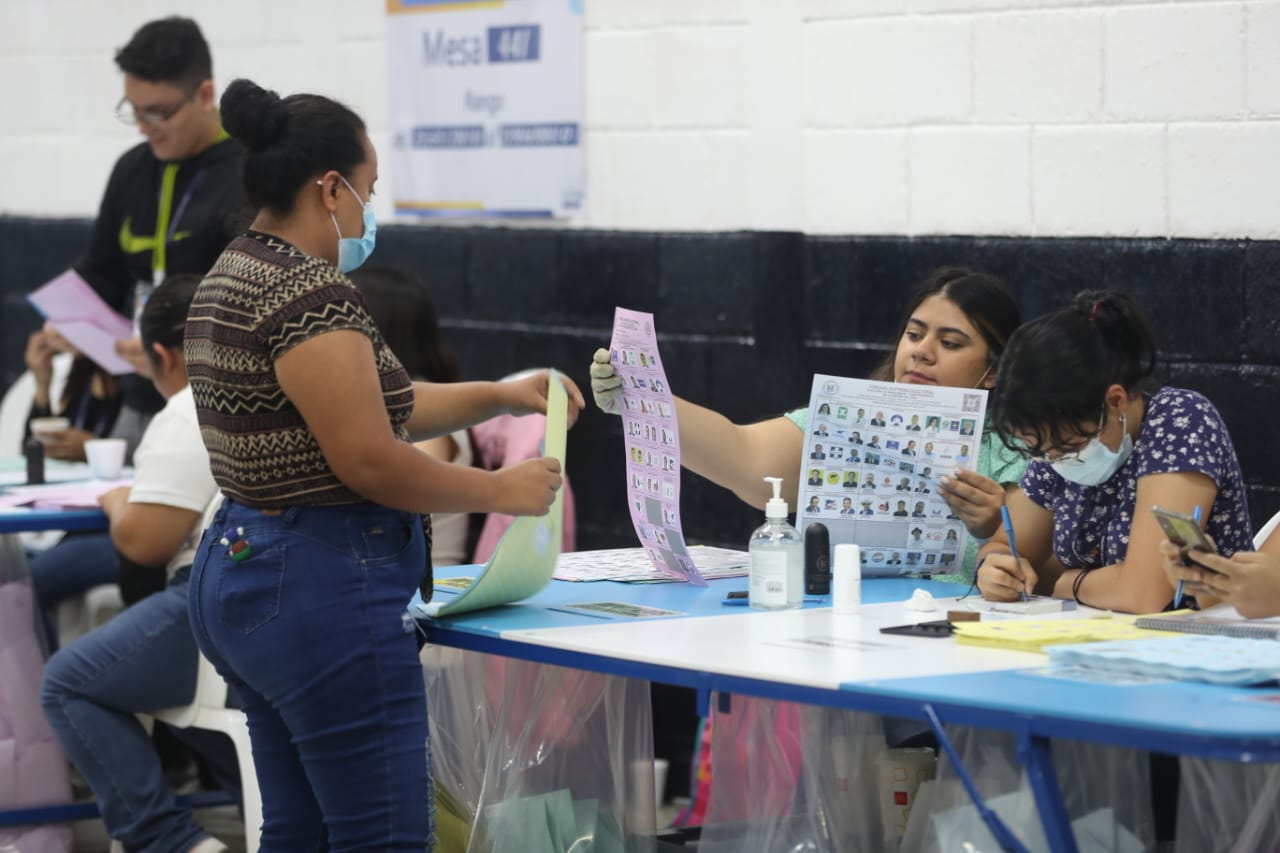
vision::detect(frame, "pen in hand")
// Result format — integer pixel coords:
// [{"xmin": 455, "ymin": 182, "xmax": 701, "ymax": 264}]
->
[
  {"xmin": 1001, "ymin": 505, "xmax": 1028, "ymax": 602},
  {"xmin": 1172, "ymin": 505, "xmax": 1203, "ymax": 609}
]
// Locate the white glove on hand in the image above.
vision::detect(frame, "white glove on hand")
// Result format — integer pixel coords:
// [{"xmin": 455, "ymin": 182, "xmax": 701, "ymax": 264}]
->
[{"xmin": 589, "ymin": 348, "xmax": 623, "ymax": 415}]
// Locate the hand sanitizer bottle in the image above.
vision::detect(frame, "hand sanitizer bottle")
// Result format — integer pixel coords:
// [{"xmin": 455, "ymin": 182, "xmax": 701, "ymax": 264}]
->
[{"xmin": 749, "ymin": 477, "xmax": 803, "ymax": 610}]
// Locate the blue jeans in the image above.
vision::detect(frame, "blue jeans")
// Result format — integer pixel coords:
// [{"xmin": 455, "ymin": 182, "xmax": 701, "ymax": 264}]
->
[
  {"xmin": 30, "ymin": 531, "xmax": 118, "ymax": 647},
  {"xmin": 189, "ymin": 500, "xmax": 434, "ymax": 852},
  {"xmin": 29, "ymin": 532, "xmax": 118, "ymax": 605},
  {"xmin": 41, "ymin": 567, "xmax": 241, "ymax": 853}
]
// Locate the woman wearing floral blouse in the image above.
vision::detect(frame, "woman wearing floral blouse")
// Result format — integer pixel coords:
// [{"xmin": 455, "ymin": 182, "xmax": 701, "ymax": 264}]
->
[{"xmin": 976, "ymin": 290, "xmax": 1252, "ymax": 614}]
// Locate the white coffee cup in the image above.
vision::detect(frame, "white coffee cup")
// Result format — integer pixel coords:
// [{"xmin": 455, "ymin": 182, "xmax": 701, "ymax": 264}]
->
[{"xmin": 84, "ymin": 438, "xmax": 127, "ymax": 480}]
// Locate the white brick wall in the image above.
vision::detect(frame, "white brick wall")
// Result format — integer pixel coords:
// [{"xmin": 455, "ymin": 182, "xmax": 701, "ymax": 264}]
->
[{"xmin": 2, "ymin": 0, "xmax": 1277, "ymax": 238}]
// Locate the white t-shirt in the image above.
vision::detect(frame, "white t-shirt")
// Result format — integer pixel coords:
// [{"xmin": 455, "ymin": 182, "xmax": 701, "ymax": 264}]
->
[{"xmin": 127, "ymin": 386, "xmax": 220, "ymax": 577}]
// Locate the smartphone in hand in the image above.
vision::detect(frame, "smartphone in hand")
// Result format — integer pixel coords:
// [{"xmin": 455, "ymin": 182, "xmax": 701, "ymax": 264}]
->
[{"xmin": 1152, "ymin": 505, "xmax": 1219, "ymax": 572}]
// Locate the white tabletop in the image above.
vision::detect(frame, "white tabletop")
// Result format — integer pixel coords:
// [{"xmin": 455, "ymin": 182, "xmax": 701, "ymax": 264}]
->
[{"xmin": 509, "ymin": 600, "xmax": 1047, "ymax": 691}]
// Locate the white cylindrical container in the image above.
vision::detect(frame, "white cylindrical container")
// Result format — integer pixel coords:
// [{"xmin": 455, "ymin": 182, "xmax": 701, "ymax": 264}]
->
[{"xmin": 832, "ymin": 544, "xmax": 861, "ymax": 614}]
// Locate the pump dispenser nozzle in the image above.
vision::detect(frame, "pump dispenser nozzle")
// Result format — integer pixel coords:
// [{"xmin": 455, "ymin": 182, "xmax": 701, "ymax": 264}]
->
[{"xmin": 763, "ymin": 476, "xmax": 788, "ymax": 519}]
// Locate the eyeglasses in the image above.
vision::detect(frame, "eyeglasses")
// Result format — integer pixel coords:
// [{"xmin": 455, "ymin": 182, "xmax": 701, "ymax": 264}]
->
[
  {"xmin": 115, "ymin": 88, "xmax": 197, "ymax": 128},
  {"xmin": 1029, "ymin": 404, "xmax": 1108, "ymax": 465}
]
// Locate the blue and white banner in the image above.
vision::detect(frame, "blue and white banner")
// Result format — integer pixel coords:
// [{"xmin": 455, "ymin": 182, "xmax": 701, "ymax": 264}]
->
[{"xmin": 385, "ymin": 0, "xmax": 584, "ymax": 219}]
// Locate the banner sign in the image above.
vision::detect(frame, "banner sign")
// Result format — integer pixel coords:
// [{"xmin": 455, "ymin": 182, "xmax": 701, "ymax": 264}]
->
[{"xmin": 385, "ymin": 0, "xmax": 585, "ymax": 218}]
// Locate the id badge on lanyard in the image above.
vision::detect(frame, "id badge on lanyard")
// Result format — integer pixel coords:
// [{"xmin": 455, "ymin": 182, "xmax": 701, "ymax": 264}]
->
[{"xmin": 134, "ymin": 166, "xmax": 204, "ymax": 334}]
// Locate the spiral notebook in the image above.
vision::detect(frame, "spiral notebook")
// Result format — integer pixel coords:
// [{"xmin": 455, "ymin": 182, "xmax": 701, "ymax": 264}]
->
[{"xmin": 1134, "ymin": 604, "xmax": 1280, "ymax": 641}]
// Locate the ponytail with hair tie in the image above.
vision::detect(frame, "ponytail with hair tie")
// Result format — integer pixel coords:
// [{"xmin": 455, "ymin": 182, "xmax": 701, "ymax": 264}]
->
[{"xmin": 990, "ymin": 287, "xmax": 1159, "ymax": 458}]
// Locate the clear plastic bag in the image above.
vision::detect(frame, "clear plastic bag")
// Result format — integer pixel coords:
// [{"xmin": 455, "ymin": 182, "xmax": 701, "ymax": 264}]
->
[
  {"xmin": 0, "ymin": 534, "xmax": 73, "ymax": 853},
  {"xmin": 695, "ymin": 694, "xmax": 892, "ymax": 852},
  {"xmin": 1175, "ymin": 758, "xmax": 1280, "ymax": 852},
  {"xmin": 420, "ymin": 645, "xmax": 656, "ymax": 853},
  {"xmin": 912, "ymin": 726, "xmax": 1153, "ymax": 853}
]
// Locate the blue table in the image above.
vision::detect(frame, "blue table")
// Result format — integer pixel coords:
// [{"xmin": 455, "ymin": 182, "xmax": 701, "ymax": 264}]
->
[
  {"xmin": 0, "ymin": 507, "xmax": 106, "ymax": 534},
  {"xmin": 417, "ymin": 564, "xmax": 1280, "ymax": 853}
]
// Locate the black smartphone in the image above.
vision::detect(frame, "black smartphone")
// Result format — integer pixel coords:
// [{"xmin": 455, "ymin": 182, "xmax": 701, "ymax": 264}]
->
[
  {"xmin": 1152, "ymin": 505, "xmax": 1219, "ymax": 572},
  {"xmin": 879, "ymin": 620, "xmax": 954, "ymax": 638}
]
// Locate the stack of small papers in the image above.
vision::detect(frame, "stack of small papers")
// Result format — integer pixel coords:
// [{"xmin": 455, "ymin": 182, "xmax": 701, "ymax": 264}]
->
[{"xmin": 952, "ymin": 616, "xmax": 1170, "ymax": 654}]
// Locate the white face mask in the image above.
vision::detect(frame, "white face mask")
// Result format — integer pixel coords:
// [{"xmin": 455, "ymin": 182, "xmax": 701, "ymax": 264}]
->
[{"xmin": 1050, "ymin": 408, "xmax": 1133, "ymax": 487}]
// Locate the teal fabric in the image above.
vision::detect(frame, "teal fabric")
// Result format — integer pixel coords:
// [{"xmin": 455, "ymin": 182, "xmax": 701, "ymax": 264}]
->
[{"xmin": 784, "ymin": 407, "xmax": 808, "ymax": 432}]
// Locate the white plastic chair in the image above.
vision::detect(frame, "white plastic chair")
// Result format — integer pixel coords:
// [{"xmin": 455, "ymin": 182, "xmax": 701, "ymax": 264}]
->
[
  {"xmin": 54, "ymin": 584, "xmax": 125, "ymax": 649},
  {"xmin": 153, "ymin": 652, "xmax": 261, "ymax": 853},
  {"xmin": 1254, "ymin": 510, "xmax": 1280, "ymax": 549}
]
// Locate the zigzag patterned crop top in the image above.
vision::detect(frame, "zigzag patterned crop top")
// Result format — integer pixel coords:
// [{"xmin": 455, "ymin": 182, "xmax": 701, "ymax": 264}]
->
[{"xmin": 185, "ymin": 230, "xmax": 414, "ymax": 507}]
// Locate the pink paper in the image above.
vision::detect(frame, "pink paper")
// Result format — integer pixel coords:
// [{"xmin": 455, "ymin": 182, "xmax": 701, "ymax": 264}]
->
[
  {"xmin": 26, "ymin": 269, "xmax": 136, "ymax": 375},
  {"xmin": 609, "ymin": 308, "xmax": 706, "ymax": 585},
  {"xmin": 0, "ymin": 479, "xmax": 130, "ymax": 510}
]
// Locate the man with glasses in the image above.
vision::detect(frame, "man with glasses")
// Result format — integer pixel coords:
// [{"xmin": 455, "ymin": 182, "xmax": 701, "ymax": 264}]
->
[
  {"xmin": 29, "ymin": 15, "xmax": 245, "ymax": 606},
  {"xmin": 80, "ymin": 16, "xmax": 243, "ymax": 387},
  {"xmin": 31, "ymin": 17, "xmax": 244, "ymax": 604}
]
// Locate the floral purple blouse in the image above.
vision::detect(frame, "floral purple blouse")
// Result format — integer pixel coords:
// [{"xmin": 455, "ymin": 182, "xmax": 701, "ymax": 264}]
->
[{"xmin": 1021, "ymin": 388, "xmax": 1253, "ymax": 571}]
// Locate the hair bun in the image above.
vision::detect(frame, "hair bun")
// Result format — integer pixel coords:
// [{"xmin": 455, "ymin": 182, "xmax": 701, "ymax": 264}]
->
[{"xmin": 220, "ymin": 78, "xmax": 287, "ymax": 151}]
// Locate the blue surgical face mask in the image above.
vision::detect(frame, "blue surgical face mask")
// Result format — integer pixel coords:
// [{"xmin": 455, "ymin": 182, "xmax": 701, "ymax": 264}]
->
[
  {"xmin": 321, "ymin": 175, "xmax": 377, "ymax": 273},
  {"xmin": 1050, "ymin": 407, "xmax": 1133, "ymax": 487}
]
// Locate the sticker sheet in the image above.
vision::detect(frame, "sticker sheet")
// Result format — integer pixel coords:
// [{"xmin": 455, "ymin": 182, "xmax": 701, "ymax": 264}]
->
[
  {"xmin": 608, "ymin": 308, "xmax": 706, "ymax": 584},
  {"xmin": 796, "ymin": 375, "xmax": 987, "ymax": 576}
]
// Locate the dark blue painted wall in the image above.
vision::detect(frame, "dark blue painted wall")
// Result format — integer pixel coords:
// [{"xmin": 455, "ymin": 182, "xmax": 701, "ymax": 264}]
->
[{"xmin": 4, "ymin": 216, "xmax": 1277, "ymax": 548}]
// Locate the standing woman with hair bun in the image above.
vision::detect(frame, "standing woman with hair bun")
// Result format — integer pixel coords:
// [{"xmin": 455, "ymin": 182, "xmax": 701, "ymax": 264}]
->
[
  {"xmin": 184, "ymin": 79, "xmax": 582, "ymax": 851},
  {"xmin": 976, "ymin": 290, "xmax": 1253, "ymax": 614}
]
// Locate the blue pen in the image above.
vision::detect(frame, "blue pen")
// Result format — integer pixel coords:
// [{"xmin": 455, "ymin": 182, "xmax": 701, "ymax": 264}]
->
[
  {"xmin": 1173, "ymin": 505, "xmax": 1203, "ymax": 609},
  {"xmin": 1001, "ymin": 505, "xmax": 1028, "ymax": 602}
]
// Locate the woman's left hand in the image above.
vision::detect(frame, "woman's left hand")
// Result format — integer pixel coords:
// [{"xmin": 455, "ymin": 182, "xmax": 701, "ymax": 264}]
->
[
  {"xmin": 504, "ymin": 370, "xmax": 585, "ymax": 426},
  {"xmin": 938, "ymin": 468, "xmax": 1006, "ymax": 539}
]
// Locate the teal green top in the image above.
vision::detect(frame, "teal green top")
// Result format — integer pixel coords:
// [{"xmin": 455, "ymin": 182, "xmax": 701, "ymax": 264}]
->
[{"xmin": 785, "ymin": 406, "xmax": 1027, "ymax": 584}]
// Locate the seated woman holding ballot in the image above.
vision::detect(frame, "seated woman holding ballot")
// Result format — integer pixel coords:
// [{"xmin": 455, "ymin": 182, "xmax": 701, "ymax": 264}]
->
[
  {"xmin": 977, "ymin": 290, "xmax": 1253, "ymax": 614},
  {"xmin": 589, "ymin": 267, "xmax": 1026, "ymax": 584}
]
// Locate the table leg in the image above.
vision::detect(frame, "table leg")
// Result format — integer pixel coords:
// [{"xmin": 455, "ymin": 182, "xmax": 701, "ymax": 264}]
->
[
  {"xmin": 1017, "ymin": 730, "xmax": 1080, "ymax": 853},
  {"xmin": 922, "ymin": 703, "xmax": 1034, "ymax": 853}
]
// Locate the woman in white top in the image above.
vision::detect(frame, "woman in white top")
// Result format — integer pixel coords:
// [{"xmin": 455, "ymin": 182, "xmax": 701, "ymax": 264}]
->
[{"xmin": 41, "ymin": 274, "xmax": 238, "ymax": 853}]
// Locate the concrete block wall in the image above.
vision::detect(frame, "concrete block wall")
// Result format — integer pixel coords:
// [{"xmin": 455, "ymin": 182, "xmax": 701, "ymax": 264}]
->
[{"xmin": 0, "ymin": 0, "xmax": 1277, "ymax": 238}]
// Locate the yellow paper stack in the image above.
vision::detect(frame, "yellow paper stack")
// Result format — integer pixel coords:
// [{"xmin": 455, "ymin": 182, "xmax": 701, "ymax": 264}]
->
[{"xmin": 952, "ymin": 616, "xmax": 1174, "ymax": 654}]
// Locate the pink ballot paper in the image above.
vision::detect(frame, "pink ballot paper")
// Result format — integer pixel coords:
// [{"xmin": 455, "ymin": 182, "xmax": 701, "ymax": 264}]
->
[
  {"xmin": 609, "ymin": 308, "xmax": 706, "ymax": 585},
  {"xmin": 27, "ymin": 270, "xmax": 136, "ymax": 375}
]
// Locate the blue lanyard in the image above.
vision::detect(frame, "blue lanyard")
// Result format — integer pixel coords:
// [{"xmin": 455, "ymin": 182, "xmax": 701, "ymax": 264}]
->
[{"xmin": 167, "ymin": 168, "xmax": 207, "ymax": 243}]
